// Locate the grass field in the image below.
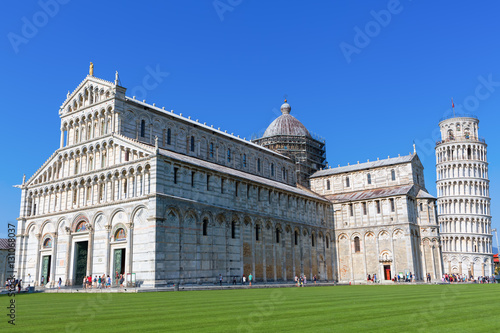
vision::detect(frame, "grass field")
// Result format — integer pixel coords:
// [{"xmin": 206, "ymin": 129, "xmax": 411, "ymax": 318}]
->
[{"xmin": 3, "ymin": 284, "xmax": 499, "ymax": 332}]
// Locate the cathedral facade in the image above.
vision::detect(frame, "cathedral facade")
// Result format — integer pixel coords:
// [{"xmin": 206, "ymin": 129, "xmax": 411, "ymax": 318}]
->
[
  {"xmin": 310, "ymin": 155, "xmax": 442, "ymax": 282},
  {"xmin": 15, "ymin": 69, "xmax": 447, "ymax": 287}
]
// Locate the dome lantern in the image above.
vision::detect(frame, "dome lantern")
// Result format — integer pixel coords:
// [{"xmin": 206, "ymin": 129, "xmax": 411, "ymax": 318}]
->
[{"xmin": 281, "ymin": 99, "xmax": 291, "ymax": 114}]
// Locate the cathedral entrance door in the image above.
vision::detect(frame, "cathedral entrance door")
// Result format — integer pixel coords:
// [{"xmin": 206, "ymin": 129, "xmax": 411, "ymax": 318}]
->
[
  {"xmin": 74, "ymin": 241, "xmax": 88, "ymax": 286},
  {"xmin": 384, "ymin": 265, "xmax": 391, "ymax": 280},
  {"xmin": 113, "ymin": 249, "xmax": 126, "ymax": 285},
  {"xmin": 41, "ymin": 255, "xmax": 51, "ymax": 285}
]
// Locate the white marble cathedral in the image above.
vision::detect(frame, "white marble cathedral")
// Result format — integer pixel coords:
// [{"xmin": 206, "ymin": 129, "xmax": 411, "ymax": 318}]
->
[{"xmin": 15, "ymin": 66, "xmax": 447, "ymax": 287}]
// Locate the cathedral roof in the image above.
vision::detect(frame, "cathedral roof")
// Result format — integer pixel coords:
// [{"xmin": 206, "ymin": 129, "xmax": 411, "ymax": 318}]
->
[
  {"xmin": 262, "ymin": 100, "xmax": 311, "ymax": 138},
  {"xmin": 416, "ymin": 189, "xmax": 436, "ymax": 199},
  {"xmin": 157, "ymin": 147, "xmax": 328, "ymax": 202},
  {"xmin": 323, "ymin": 185, "xmax": 413, "ymax": 203},
  {"xmin": 310, "ymin": 154, "xmax": 418, "ymax": 178}
]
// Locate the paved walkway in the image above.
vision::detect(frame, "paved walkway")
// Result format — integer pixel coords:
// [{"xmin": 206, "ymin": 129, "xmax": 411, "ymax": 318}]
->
[{"xmin": 1, "ymin": 280, "xmax": 460, "ymax": 294}]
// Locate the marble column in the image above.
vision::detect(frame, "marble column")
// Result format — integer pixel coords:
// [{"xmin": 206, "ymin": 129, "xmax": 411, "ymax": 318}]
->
[
  {"xmin": 86, "ymin": 225, "xmax": 94, "ymax": 277},
  {"xmin": 126, "ymin": 222, "xmax": 134, "ymax": 286}
]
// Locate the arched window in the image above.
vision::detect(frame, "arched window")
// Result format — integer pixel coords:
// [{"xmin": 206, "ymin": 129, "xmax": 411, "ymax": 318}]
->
[
  {"xmin": 367, "ymin": 173, "xmax": 371, "ymax": 184},
  {"xmin": 190, "ymin": 136, "xmax": 195, "ymax": 152},
  {"xmin": 209, "ymin": 143, "xmax": 214, "ymax": 158},
  {"xmin": 420, "ymin": 203, "xmax": 423, "ymax": 211},
  {"xmin": 243, "ymin": 154, "xmax": 247, "ymax": 167},
  {"xmin": 115, "ymin": 228, "xmax": 126, "ymax": 241},
  {"xmin": 326, "ymin": 179, "xmax": 330, "ymax": 190},
  {"xmin": 203, "ymin": 219, "xmax": 208, "ymax": 236},
  {"xmin": 43, "ymin": 238, "xmax": 52, "ymax": 248},
  {"xmin": 391, "ymin": 169, "xmax": 396, "ymax": 181},
  {"xmin": 231, "ymin": 221, "xmax": 236, "ymax": 239},
  {"xmin": 257, "ymin": 158, "xmax": 261, "ymax": 172},
  {"xmin": 276, "ymin": 228, "xmax": 280, "ymax": 243},
  {"xmin": 167, "ymin": 128, "xmax": 172, "ymax": 145},
  {"xmin": 227, "ymin": 148, "xmax": 231, "ymax": 162},
  {"xmin": 76, "ymin": 221, "xmax": 87, "ymax": 232},
  {"xmin": 326, "ymin": 236, "xmax": 330, "ymax": 249},
  {"xmin": 312, "ymin": 234, "xmax": 315, "ymax": 247},
  {"xmin": 294, "ymin": 230, "xmax": 299, "ymax": 245},
  {"xmin": 354, "ymin": 236, "xmax": 361, "ymax": 252},
  {"xmin": 448, "ymin": 129, "xmax": 454, "ymax": 140},
  {"xmin": 140, "ymin": 120, "xmax": 146, "ymax": 137},
  {"xmin": 271, "ymin": 163, "xmax": 275, "ymax": 176},
  {"xmin": 256, "ymin": 224, "xmax": 260, "ymax": 241},
  {"xmin": 345, "ymin": 177, "xmax": 350, "ymax": 187}
]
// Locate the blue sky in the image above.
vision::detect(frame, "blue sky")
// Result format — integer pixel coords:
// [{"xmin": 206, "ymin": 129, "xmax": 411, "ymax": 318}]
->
[{"xmin": 0, "ymin": 0, "xmax": 499, "ymax": 248}]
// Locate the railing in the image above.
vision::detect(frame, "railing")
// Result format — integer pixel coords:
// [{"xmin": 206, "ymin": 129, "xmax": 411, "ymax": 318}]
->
[
  {"xmin": 439, "ymin": 113, "xmax": 478, "ymax": 122},
  {"xmin": 436, "ymin": 136, "xmax": 486, "ymax": 146}
]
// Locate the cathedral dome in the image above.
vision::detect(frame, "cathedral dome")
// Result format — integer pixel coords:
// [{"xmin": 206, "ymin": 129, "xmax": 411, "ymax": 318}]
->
[{"xmin": 262, "ymin": 100, "xmax": 311, "ymax": 138}]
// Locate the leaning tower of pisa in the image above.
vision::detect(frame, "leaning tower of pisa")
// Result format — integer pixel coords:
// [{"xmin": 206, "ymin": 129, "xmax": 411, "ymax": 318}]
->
[{"xmin": 435, "ymin": 115, "xmax": 493, "ymax": 277}]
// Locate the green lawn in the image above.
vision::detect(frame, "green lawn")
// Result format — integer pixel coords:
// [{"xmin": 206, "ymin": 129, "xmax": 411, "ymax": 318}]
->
[{"xmin": 3, "ymin": 284, "xmax": 499, "ymax": 332}]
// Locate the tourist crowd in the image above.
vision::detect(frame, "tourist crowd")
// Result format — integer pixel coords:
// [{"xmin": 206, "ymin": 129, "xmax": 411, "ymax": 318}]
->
[
  {"xmin": 82, "ymin": 274, "xmax": 115, "ymax": 289},
  {"xmin": 442, "ymin": 273, "xmax": 497, "ymax": 283}
]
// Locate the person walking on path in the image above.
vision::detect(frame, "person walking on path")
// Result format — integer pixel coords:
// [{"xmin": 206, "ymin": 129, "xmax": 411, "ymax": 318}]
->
[
  {"xmin": 248, "ymin": 274, "xmax": 252, "ymax": 287},
  {"xmin": 219, "ymin": 274, "xmax": 223, "ymax": 286},
  {"xmin": 242, "ymin": 275, "xmax": 246, "ymax": 285},
  {"xmin": 58, "ymin": 277, "xmax": 62, "ymax": 289}
]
